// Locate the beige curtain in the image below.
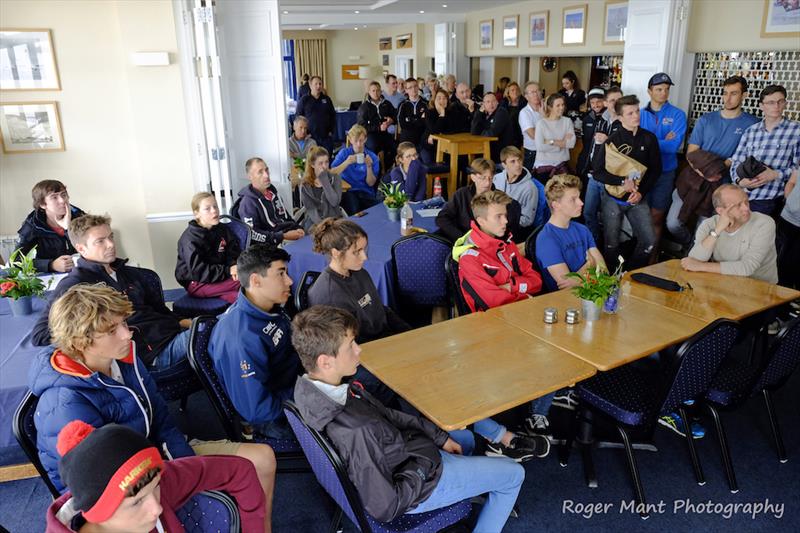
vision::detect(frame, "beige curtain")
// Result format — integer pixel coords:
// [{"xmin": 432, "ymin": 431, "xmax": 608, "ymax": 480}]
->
[{"xmin": 294, "ymin": 39, "xmax": 327, "ymax": 90}]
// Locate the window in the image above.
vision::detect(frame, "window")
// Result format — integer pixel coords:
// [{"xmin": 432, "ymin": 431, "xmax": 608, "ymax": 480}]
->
[{"xmin": 282, "ymin": 39, "xmax": 297, "ymax": 102}]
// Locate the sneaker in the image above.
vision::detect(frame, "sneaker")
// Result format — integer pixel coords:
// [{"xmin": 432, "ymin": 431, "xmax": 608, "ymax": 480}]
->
[
  {"xmin": 658, "ymin": 412, "xmax": 705, "ymax": 439},
  {"xmin": 485, "ymin": 435, "xmax": 550, "ymax": 462},
  {"xmin": 552, "ymin": 389, "xmax": 579, "ymax": 410},
  {"xmin": 522, "ymin": 414, "xmax": 562, "ymax": 444},
  {"xmin": 767, "ymin": 319, "xmax": 781, "ymax": 336}
]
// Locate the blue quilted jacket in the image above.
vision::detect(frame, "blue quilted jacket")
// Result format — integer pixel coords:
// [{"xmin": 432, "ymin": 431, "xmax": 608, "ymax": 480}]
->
[{"xmin": 28, "ymin": 341, "xmax": 194, "ymax": 492}]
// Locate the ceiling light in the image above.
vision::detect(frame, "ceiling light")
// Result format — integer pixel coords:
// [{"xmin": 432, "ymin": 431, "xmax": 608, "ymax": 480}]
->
[
  {"xmin": 354, "ymin": 10, "xmax": 360, "ymax": 14},
  {"xmin": 419, "ymin": 10, "xmax": 425, "ymax": 14},
  {"xmin": 362, "ymin": 25, "xmax": 367, "ymax": 28},
  {"xmin": 354, "ymin": 27, "xmax": 359, "ymax": 30},
  {"xmin": 307, "ymin": 28, "xmax": 312, "ymax": 31},
  {"xmin": 282, "ymin": 10, "xmax": 288, "ymax": 14},
  {"xmin": 442, "ymin": 4, "xmax": 448, "ymax": 7}
]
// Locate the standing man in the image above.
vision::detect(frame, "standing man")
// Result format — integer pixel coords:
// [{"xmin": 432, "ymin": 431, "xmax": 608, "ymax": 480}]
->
[
  {"xmin": 687, "ymin": 75, "xmax": 759, "ymax": 178},
  {"xmin": 396, "ymin": 77, "xmax": 427, "ymax": 147},
  {"xmin": 296, "ymin": 75, "xmax": 337, "ymax": 153},
  {"xmin": 471, "ymin": 93, "xmax": 513, "ymax": 162},
  {"xmin": 640, "ymin": 72, "xmax": 687, "ymax": 258},
  {"xmin": 576, "ymin": 87, "xmax": 607, "ymax": 180},
  {"xmin": 730, "ymin": 84, "xmax": 800, "ymax": 216},
  {"xmin": 519, "ymin": 82, "xmax": 544, "ymax": 173}
]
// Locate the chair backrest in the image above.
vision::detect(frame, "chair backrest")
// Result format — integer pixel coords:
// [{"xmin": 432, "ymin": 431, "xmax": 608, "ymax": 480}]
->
[
  {"xmin": 176, "ymin": 490, "xmax": 240, "ymax": 533},
  {"xmin": 294, "ymin": 270, "xmax": 321, "ymax": 312},
  {"xmin": 284, "ymin": 402, "xmax": 371, "ymax": 532},
  {"xmin": 523, "ymin": 224, "xmax": 546, "ymax": 264},
  {"xmin": 219, "ymin": 214, "xmax": 251, "ymax": 250},
  {"xmin": 186, "ymin": 316, "xmax": 243, "ymax": 441},
  {"xmin": 391, "ymin": 233, "xmax": 452, "ymax": 307},
  {"xmin": 659, "ymin": 319, "xmax": 740, "ymax": 414},
  {"xmin": 12, "ymin": 390, "xmax": 61, "ymax": 498},
  {"xmin": 445, "ymin": 255, "xmax": 472, "ymax": 316},
  {"xmin": 753, "ymin": 318, "xmax": 800, "ymax": 392},
  {"xmin": 138, "ymin": 267, "xmax": 165, "ymax": 306}
]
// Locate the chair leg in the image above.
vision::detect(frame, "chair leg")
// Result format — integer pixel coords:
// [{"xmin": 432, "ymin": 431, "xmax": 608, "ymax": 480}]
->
[
  {"xmin": 678, "ymin": 405, "xmax": 704, "ymax": 486},
  {"xmin": 617, "ymin": 425, "xmax": 648, "ymax": 518},
  {"xmin": 328, "ymin": 506, "xmax": 343, "ymax": 533},
  {"xmin": 706, "ymin": 404, "xmax": 738, "ymax": 493},
  {"xmin": 558, "ymin": 408, "xmax": 580, "ymax": 468},
  {"xmin": 762, "ymin": 389, "xmax": 788, "ymax": 463},
  {"xmin": 576, "ymin": 408, "xmax": 598, "ymax": 488}
]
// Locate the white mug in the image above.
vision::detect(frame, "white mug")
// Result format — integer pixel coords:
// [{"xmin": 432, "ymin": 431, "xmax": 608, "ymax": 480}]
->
[{"xmin": 355, "ymin": 152, "xmax": 365, "ymax": 164}]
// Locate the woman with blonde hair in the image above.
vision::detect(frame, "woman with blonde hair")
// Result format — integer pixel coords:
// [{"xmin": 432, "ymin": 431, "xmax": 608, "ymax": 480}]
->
[
  {"xmin": 331, "ymin": 124, "xmax": 381, "ymax": 214},
  {"xmin": 300, "ymin": 146, "xmax": 343, "ymax": 231},
  {"xmin": 533, "ymin": 93, "xmax": 575, "ymax": 183}
]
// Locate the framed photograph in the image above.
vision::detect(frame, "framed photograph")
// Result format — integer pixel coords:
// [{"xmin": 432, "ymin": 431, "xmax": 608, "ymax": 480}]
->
[
  {"xmin": 479, "ymin": 19, "xmax": 493, "ymax": 49},
  {"xmin": 761, "ymin": 0, "xmax": 800, "ymax": 37},
  {"xmin": 0, "ymin": 29, "xmax": 61, "ymax": 91},
  {"xmin": 503, "ymin": 15, "xmax": 519, "ymax": 47},
  {"xmin": 562, "ymin": 4, "xmax": 587, "ymax": 45},
  {"xmin": 382, "ymin": 54, "xmax": 389, "ymax": 67},
  {"xmin": 604, "ymin": 1, "xmax": 628, "ymax": 43},
  {"xmin": 529, "ymin": 11, "xmax": 549, "ymax": 47},
  {"xmin": 0, "ymin": 101, "xmax": 64, "ymax": 153}
]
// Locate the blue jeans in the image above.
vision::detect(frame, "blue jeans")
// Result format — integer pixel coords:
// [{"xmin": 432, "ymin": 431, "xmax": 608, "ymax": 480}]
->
[
  {"xmin": 601, "ymin": 192, "xmax": 656, "ymax": 270},
  {"xmin": 408, "ymin": 450, "xmax": 524, "ymax": 533},
  {"xmin": 150, "ymin": 329, "xmax": 191, "ymax": 370},
  {"xmin": 749, "ymin": 198, "xmax": 782, "ymax": 217},
  {"xmin": 583, "ymin": 175, "xmax": 605, "ymax": 246},
  {"xmin": 647, "ymin": 169, "xmax": 677, "ymax": 212},
  {"xmin": 473, "ymin": 418, "xmax": 506, "ymax": 443}
]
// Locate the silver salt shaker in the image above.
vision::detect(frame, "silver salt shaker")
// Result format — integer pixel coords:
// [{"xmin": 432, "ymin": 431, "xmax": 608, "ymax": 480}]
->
[
  {"xmin": 565, "ymin": 308, "xmax": 580, "ymax": 324},
  {"xmin": 543, "ymin": 307, "xmax": 558, "ymax": 324}
]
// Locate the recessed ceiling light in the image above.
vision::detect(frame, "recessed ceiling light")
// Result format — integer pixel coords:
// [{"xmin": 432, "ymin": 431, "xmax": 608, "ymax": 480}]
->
[
  {"xmin": 282, "ymin": 10, "xmax": 288, "ymax": 14},
  {"xmin": 442, "ymin": 4, "xmax": 448, "ymax": 7},
  {"xmin": 354, "ymin": 27, "xmax": 359, "ymax": 30},
  {"xmin": 307, "ymin": 28, "xmax": 312, "ymax": 31},
  {"xmin": 419, "ymin": 10, "xmax": 425, "ymax": 14},
  {"xmin": 354, "ymin": 10, "xmax": 360, "ymax": 14},
  {"xmin": 362, "ymin": 25, "xmax": 367, "ymax": 28}
]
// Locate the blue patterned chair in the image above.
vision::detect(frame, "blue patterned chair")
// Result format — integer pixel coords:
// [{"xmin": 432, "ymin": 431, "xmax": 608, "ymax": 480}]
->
[
  {"xmin": 176, "ymin": 490, "xmax": 240, "ymax": 533},
  {"xmin": 284, "ymin": 402, "xmax": 472, "ymax": 532},
  {"xmin": 391, "ymin": 233, "xmax": 453, "ymax": 319},
  {"xmin": 12, "ymin": 390, "xmax": 61, "ymax": 498},
  {"xmin": 187, "ymin": 316, "xmax": 308, "ymax": 473},
  {"xmin": 705, "ymin": 318, "xmax": 800, "ymax": 474},
  {"xmin": 576, "ymin": 319, "xmax": 740, "ymax": 515},
  {"xmin": 294, "ymin": 270, "xmax": 321, "ymax": 313}
]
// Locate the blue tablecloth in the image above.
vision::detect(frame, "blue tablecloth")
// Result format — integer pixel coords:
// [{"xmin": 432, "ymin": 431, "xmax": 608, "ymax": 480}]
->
[
  {"xmin": 284, "ymin": 203, "xmax": 441, "ymax": 307},
  {"xmin": 0, "ymin": 296, "xmax": 48, "ymax": 448},
  {"xmin": 288, "ymin": 110, "xmax": 358, "ymax": 143}
]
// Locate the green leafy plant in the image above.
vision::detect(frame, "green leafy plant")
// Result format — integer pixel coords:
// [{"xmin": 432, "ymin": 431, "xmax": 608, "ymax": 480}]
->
[
  {"xmin": 1, "ymin": 247, "xmax": 50, "ymax": 300},
  {"xmin": 293, "ymin": 156, "xmax": 306, "ymax": 171},
  {"xmin": 378, "ymin": 182, "xmax": 408, "ymax": 209},
  {"xmin": 565, "ymin": 256, "xmax": 625, "ymax": 307}
]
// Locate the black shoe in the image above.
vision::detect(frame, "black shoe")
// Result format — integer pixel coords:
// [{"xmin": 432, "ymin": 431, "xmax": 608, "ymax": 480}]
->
[
  {"xmin": 522, "ymin": 414, "xmax": 563, "ymax": 445},
  {"xmin": 485, "ymin": 435, "xmax": 550, "ymax": 461}
]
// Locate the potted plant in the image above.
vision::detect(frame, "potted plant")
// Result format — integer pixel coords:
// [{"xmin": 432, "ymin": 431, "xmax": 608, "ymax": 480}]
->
[
  {"xmin": 378, "ymin": 182, "xmax": 408, "ymax": 221},
  {"xmin": 1, "ymin": 247, "xmax": 50, "ymax": 316},
  {"xmin": 292, "ymin": 156, "xmax": 306, "ymax": 172},
  {"xmin": 565, "ymin": 257, "xmax": 625, "ymax": 321}
]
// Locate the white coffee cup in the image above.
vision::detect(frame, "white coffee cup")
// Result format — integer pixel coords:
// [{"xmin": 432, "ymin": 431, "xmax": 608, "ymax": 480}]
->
[{"xmin": 355, "ymin": 152, "xmax": 365, "ymax": 164}]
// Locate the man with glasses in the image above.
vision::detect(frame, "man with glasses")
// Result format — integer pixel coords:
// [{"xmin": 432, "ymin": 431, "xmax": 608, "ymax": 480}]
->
[{"xmin": 731, "ymin": 84, "xmax": 800, "ymax": 216}]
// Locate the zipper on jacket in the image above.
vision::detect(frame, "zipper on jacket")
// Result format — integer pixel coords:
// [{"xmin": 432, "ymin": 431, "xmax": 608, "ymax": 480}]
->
[{"xmin": 96, "ymin": 374, "xmax": 152, "ymax": 438}]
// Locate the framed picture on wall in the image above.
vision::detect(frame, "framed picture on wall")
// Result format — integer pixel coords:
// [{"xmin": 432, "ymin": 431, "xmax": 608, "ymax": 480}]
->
[
  {"xmin": 0, "ymin": 101, "xmax": 64, "ymax": 153},
  {"xmin": 0, "ymin": 29, "xmax": 61, "ymax": 91},
  {"xmin": 761, "ymin": 0, "xmax": 800, "ymax": 37},
  {"xmin": 382, "ymin": 54, "xmax": 389, "ymax": 66},
  {"xmin": 603, "ymin": 1, "xmax": 628, "ymax": 43},
  {"xmin": 562, "ymin": 4, "xmax": 587, "ymax": 45},
  {"xmin": 503, "ymin": 15, "xmax": 519, "ymax": 47},
  {"xmin": 479, "ymin": 19, "xmax": 493, "ymax": 49},
  {"xmin": 529, "ymin": 11, "xmax": 549, "ymax": 47}
]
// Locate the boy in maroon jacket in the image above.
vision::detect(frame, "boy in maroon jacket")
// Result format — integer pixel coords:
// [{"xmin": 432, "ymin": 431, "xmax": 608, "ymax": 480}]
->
[{"xmin": 46, "ymin": 420, "xmax": 266, "ymax": 533}]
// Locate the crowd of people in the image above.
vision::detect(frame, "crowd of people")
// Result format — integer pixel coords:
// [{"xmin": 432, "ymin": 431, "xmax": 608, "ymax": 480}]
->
[{"xmin": 13, "ymin": 66, "xmax": 798, "ymax": 533}]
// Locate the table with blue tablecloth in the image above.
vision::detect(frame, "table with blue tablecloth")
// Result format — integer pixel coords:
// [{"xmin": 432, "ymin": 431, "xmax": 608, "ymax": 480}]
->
[
  {"xmin": 0, "ymin": 296, "xmax": 48, "ymax": 448},
  {"xmin": 283, "ymin": 202, "xmax": 441, "ymax": 307},
  {"xmin": 288, "ymin": 110, "xmax": 358, "ymax": 144}
]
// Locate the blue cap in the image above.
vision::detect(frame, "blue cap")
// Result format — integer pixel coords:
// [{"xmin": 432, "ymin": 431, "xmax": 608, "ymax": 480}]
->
[{"xmin": 648, "ymin": 72, "xmax": 674, "ymax": 87}]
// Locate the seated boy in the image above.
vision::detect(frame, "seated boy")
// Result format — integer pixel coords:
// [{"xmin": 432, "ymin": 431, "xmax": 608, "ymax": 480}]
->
[
  {"xmin": 29, "ymin": 283, "xmax": 277, "ymax": 530},
  {"xmin": 291, "ymin": 305, "xmax": 526, "ymax": 532},
  {"xmin": 31, "ymin": 214, "xmax": 190, "ymax": 371},
  {"xmin": 47, "ymin": 421, "xmax": 265, "ymax": 533},
  {"xmin": 436, "ymin": 158, "xmax": 522, "ymax": 243},
  {"xmin": 453, "ymin": 190, "xmax": 542, "ymax": 312},
  {"xmin": 288, "ymin": 115, "xmax": 318, "ymax": 160},
  {"xmin": 331, "ymin": 124, "xmax": 381, "ymax": 214},
  {"xmin": 208, "ymin": 245, "xmax": 303, "ymax": 440},
  {"xmin": 536, "ymin": 174, "xmax": 607, "ymax": 292},
  {"xmin": 233, "ymin": 157, "xmax": 305, "ymax": 245},
  {"xmin": 493, "ymin": 146, "xmax": 539, "ymax": 239}
]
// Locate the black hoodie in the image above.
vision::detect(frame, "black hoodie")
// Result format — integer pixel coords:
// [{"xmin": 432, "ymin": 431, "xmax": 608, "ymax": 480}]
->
[
  {"xmin": 175, "ymin": 220, "xmax": 241, "ymax": 287},
  {"xmin": 293, "ymin": 376, "xmax": 448, "ymax": 523},
  {"xmin": 231, "ymin": 184, "xmax": 301, "ymax": 245},
  {"xmin": 435, "ymin": 183, "xmax": 523, "ymax": 243},
  {"xmin": 17, "ymin": 205, "xmax": 85, "ymax": 272}
]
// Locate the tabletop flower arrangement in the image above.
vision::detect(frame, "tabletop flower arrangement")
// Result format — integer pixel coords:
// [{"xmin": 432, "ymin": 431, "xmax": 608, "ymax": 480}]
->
[
  {"xmin": 1, "ymin": 247, "xmax": 50, "ymax": 315},
  {"xmin": 378, "ymin": 182, "xmax": 408, "ymax": 221},
  {"xmin": 565, "ymin": 256, "xmax": 625, "ymax": 320}
]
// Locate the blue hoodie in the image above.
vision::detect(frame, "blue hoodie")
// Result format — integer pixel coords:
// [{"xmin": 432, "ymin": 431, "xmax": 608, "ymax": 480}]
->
[
  {"xmin": 640, "ymin": 101, "xmax": 686, "ymax": 172},
  {"xmin": 208, "ymin": 291, "xmax": 302, "ymax": 425},
  {"xmin": 28, "ymin": 342, "xmax": 194, "ymax": 492}
]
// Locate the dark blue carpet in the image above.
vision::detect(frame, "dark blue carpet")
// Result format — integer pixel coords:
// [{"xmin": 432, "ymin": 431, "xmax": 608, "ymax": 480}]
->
[{"xmin": 2, "ymin": 370, "xmax": 798, "ymax": 532}]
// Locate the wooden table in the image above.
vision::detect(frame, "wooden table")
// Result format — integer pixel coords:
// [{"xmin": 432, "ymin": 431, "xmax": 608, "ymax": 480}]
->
[
  {"xmin": 488, "ymin": 288, "xmax": 707, "ymax": 371},
  {"xmin": 626, "ymin": 260, "xmax": 800, "ymax": 322},
  {"xmin": 359, "ymin": 312, "xmax": 596, "ymax": 430},
  {"xmin": 431, "ymin": 133, "xmax": 496, "ymax": 197}
]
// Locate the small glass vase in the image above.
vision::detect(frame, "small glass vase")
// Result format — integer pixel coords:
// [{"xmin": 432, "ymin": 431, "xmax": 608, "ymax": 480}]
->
[{"xmin": 603, "ymin": 287, "xmax": 621, "ymax": 314}]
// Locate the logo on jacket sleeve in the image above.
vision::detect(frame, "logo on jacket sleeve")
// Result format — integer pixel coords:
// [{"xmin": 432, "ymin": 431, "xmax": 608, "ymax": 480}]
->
[
  {"xmin": 263, "ymin": 321, "xmax": 284, "ymax": 346},
  {"xmin": 240, "ymin": 360, "xmax": 255, "ymax": 378},
  {"xmin": 358, "ymin": 293, "xmax": 372, "ymax": 308}
]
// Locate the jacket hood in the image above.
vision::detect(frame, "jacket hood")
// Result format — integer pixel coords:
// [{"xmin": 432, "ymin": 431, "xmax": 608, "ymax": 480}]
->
[
  {"xmin": 237, "ymin": 183, "xmax": 276, "ymax": 200},
  {"xmin": 293, "ymin": 375, "xmax": 347, "ymax": 431},
  {"xmin": 29, "ymin": 343, "xmax": 136, "ymax": 396},
  {"xmin": 231, "ymin": 290, "xmax": 285, "ymax": 321},
  {"xmin": 451, "ymin": 220, "xmax": 510, "ymax": 262},
  {"xmin": 494, "ymin": 167, "xmax": 532, "ymax": 189},
  {"xmin": 686, "ymin": 149, "xmax": 726, "ymax": 182}
]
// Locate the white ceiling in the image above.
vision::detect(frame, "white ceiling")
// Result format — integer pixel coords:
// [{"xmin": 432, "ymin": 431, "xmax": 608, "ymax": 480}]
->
[{"xmin": 279, "ymin": 0, "xmax": 521, "ymax": 30}]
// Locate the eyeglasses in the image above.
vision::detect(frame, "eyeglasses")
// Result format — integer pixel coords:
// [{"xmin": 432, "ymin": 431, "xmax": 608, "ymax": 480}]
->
[{"xmin": 762, "ymin": 99, "xmax": 786, "ymax": 107}]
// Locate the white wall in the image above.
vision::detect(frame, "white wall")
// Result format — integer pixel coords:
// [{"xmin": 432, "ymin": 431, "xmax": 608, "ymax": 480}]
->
[
  {"xmin": 689, "ymin": 0, "xmax": 800, "ymax": 52},
  {"xmin": 0, "ymin": 0, "xmax": 194, "ymax": 286}
]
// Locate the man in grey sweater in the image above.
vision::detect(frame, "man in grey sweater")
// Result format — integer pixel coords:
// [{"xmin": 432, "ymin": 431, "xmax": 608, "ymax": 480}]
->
[{"xmin": 681, "ymin": 184, "xmax": 777, "ymax": 283}]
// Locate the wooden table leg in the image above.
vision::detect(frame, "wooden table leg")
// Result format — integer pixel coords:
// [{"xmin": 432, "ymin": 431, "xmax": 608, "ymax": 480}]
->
[
  {"xmin": 448, "ymin": 147, "xmax": 459, "ymax": 198},
  {"xmin": 482, "ymin": 141, "xmax": 491, "ymax": 160}
]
